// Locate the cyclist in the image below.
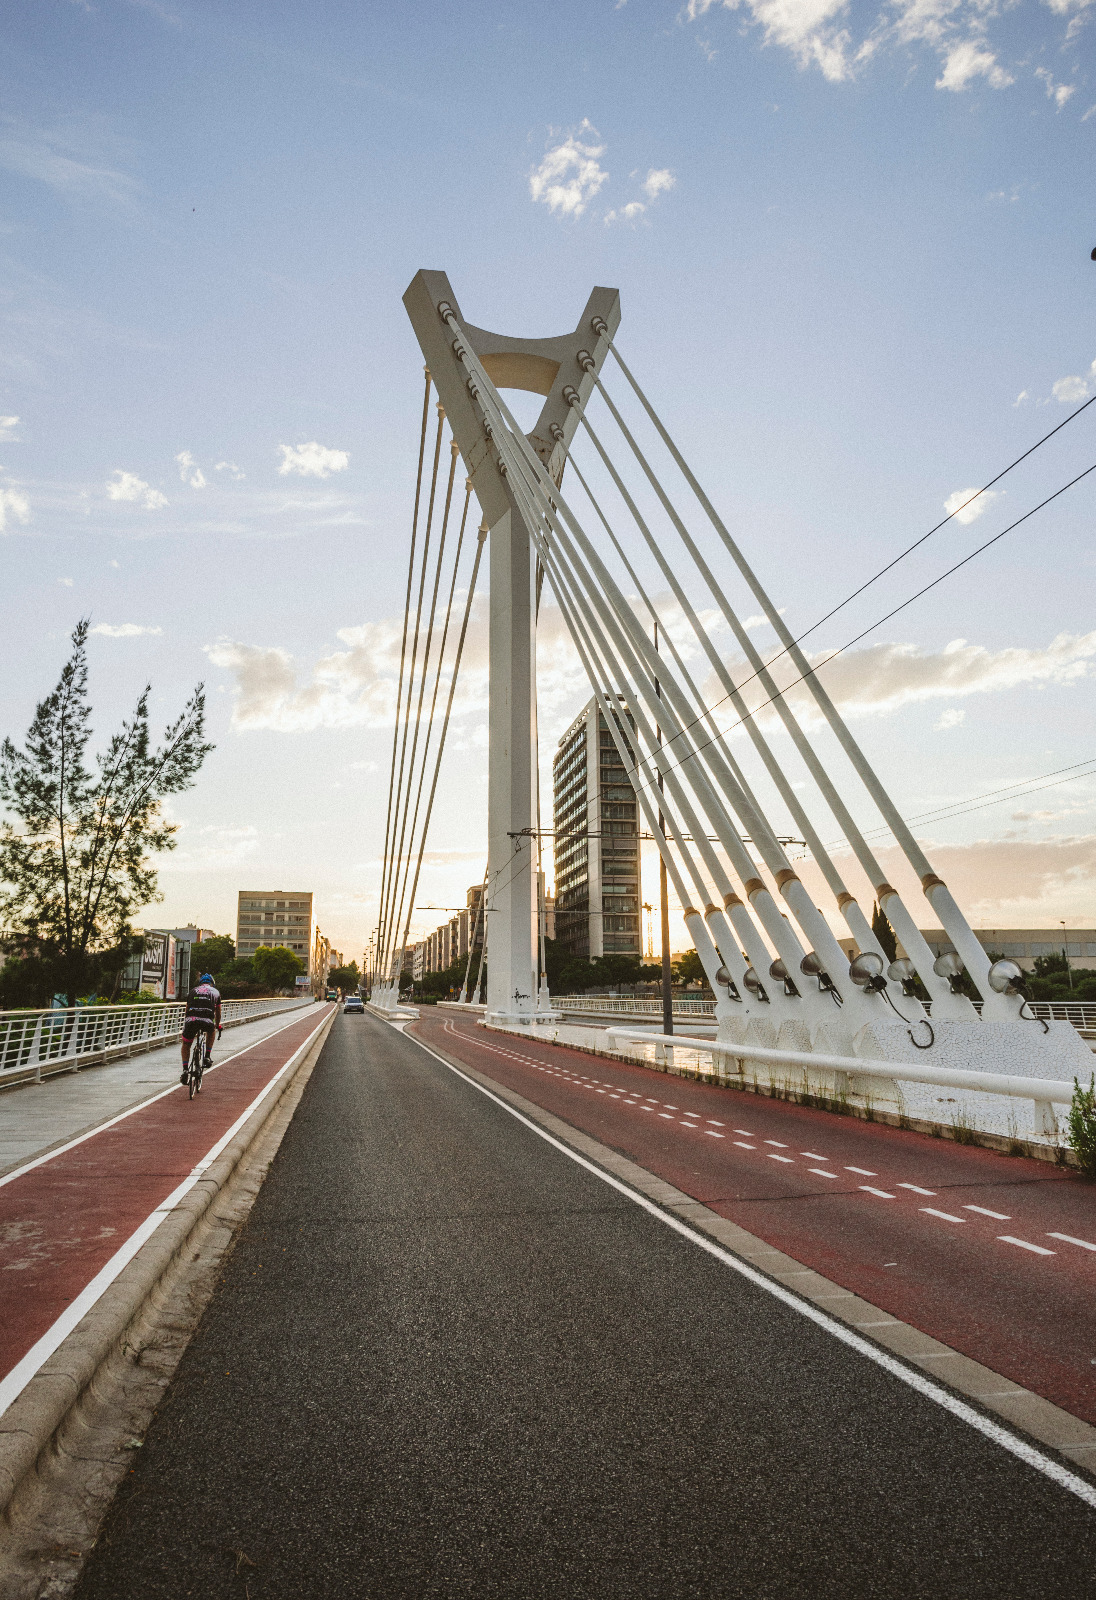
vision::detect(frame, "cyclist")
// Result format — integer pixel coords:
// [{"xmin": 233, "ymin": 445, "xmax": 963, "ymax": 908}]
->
[{"xmin": 180, "ymin": 972, "xmax": 222, "ymax": 1084}]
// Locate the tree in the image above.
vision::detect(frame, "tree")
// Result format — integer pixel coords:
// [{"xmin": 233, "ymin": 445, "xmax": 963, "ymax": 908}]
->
[
  {"xmin": 195, "ymin": 934, "xmax": 235, "ymax": 979},
  {"xmin": 252, "ymin": 944, "xmax": 304, "ymax": 991},
  {"xmin": 0, "ymin": 621, "xmax": 213, "ymax": 1005},
  {"xmin": 672, "ymin": 948, "xmax": 707, "ymax": 986},
  {"xmin": 871, "ymin": 901, "xmax": 898, "ymax": 966},
  {"xmin": 328, "ymin": 961, "xmax": 360, "ymax": 992}
]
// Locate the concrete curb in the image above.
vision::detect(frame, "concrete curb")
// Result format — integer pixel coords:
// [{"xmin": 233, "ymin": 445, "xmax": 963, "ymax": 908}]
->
[
  {"xmin": 413, "ymin": 1019, "xmax": 1096, "ymax": 1477},
  {"xmin": 0, "ymin": 1004, "xmax": 337, "ymax": 1520}
]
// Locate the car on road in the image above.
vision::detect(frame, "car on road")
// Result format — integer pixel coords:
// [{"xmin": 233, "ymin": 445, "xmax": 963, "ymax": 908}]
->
[{"xmin": 343, "ymin": 995, "xmax": 364, "ymax": 1013}]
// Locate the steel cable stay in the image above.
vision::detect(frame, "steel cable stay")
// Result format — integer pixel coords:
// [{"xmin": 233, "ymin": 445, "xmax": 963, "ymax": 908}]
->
[
  {"xmin": 380, "ymin": 440, "xmax": 461, "ymax": 973},
  {"xmin": 383, "ymin": 476, "xmax": 474, "ymax": 981},
  {"xmin": 376, "ymin": 404, "xmax": 447, "ymax": 981},
  {"xmin": 607, "ymin": 337, "xmax": 1096, "ymax": 670},
  {"xmin": 388, "ymin": 519, "xmax": 489, "ymax": 989},
  {"xmin": 459, "ymin": 862, "xmax": 489, "ymax": 1004},
  {"xmin": 578, "ymin": 348, "xmax": 1096, "ymax": 1000},
  {"xmin": 375, "ymin": 367, "xmax": 432, "ymax": 976}
]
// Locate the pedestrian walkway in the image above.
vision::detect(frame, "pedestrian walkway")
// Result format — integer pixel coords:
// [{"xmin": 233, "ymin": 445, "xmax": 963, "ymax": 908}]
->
[
  {"xmin": 0, "ymin": 1002, "xmax": 319, "ymax": 1177},
  {"xmin": 72, "ymin": 1013, "xmax": 1096, "ymax": 1599}
]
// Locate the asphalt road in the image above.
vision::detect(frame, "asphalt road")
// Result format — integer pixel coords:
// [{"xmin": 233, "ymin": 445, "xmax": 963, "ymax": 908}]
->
[
  {"xmin": 422, "ymin": 1012, "xmax": 1096, "ymax": 1424},
  {"xmin": 76, "ymin": 1012, "xmax": 1096, "ymax": 1598}
]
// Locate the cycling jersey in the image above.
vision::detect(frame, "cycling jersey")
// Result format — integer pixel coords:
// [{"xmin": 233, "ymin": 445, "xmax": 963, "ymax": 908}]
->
[{"xmin": 184, "ymin": 982, "xmax": 221, "ymax": 1029}]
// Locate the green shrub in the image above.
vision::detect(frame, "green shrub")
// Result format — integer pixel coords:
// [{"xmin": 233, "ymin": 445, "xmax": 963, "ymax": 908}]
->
[{"xmin": 1067, "ymin": 1075, "xmax": 1096, "ymax": 1178}]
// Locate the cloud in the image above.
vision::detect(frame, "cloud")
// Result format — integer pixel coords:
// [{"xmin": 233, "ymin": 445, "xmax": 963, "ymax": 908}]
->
[
  {"xmin": 685, "ymin": 0, "xmax": 862, "ymax": 82},
  {"xmin": 278, "ymin": 441, "xmax": 349, "ymax": 478},
  {"xmin": 107, "ymin": 470, "xmax": 168, "ymax": 509},
  {"xmin": 943, "ymin": 485, "xmax": 1000, "ymax": 525},
  {"xmin": 935, "ymin": 41, "xmax": 1013, "ymax": 91},
  {"xmin": 529, "ymin": 122, "xmax": 608, "ymax": 217},
  {"xmin": 1035, "ymin": 66, "xmax": 1076, "ymax": 107},
  {"xmin": 605, "ymin": 201, "xmax": 646, "ymax": 225},
  {"xmin": 1052, "ymin": 367, "xmax": 1092, "ymax": 403},
  {"xmin": 0, "ymin": 484, "xmax": 30, "ymax": 531},
  {"xmin": 175, "ymin": 450, "xmax": 207, "ymax": 488},
  {"xmin": 89, "ymin": 623, "xmax": 163, "ymax": 637},
  {"xmin": 935, "ymin": 707, "xmax": 966, "ymax": 729},
  {"xmin": 58, "ymin": 577, "xmax": 73, "ymax": 587},
  {"xmin": 215, "ymin": 460, "xmax": 245, "ymax": 479},
  {"xmin": 0, "ymin": 415, "xmax": 20, "ymax": 440},
  {"xmin": 642, "ymin": 168, "xmax": 676, "ymax": 200},
  {"xmin": 0, "ymin": 121, "xmax": 139, "ymax": 208},
  {"xmin": 1013, "ymin": 391, "xmax": 1029, "ymax": 406}
]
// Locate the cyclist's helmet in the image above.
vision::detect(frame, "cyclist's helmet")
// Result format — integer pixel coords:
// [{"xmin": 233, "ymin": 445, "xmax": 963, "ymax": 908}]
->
[{"xmin": 200, "ymin": 973, "xmax": 215, "ymax": 984}]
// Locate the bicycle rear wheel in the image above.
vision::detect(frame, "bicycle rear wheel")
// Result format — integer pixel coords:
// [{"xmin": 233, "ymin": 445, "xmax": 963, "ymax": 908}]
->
[{"xmin": 187, "ymin": 1034, "xmax": 203, "ymax": 1099}]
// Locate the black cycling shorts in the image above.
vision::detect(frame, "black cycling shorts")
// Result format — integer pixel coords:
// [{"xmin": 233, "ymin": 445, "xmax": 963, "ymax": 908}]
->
[{"xmin": 181, "ymin": 1018, "xmax": 216, "ymax": 1042}]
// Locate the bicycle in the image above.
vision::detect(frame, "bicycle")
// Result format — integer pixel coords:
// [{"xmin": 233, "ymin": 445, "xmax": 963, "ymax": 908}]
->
[{"xmin": 185, "ymin": 1029, "xmax": 209, "ymax": 1098}]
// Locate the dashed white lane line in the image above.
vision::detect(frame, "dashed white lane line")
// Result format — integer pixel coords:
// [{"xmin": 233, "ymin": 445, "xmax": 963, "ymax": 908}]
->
[
  {"xmin": 705, "ymin": 1131, "xmax": 725, "ymax": 1139},
  {"xmin": 734, "ymin": 1141, "xmax": 756, "ymax": 1150},
  {"xmin": 965, "ymin": 1205, "xmax": 1011, "ymax": 1220},
  {"xmin": 922, "ymin": 1208, "xmax": 966, "ymax": 1223},
  {"xmin": 658, "ymin": 1113, "xmax": 674, "ymax": 1120},
  {"xmin": 768, "ymin": 1154, "xmax": 795, "ymax": 1164},
  {"xmin": 810, "ymin": 1168, "xmax": 838, "ymax": 1179},
  {"xmin": 802, "ymin": 1152, "xmax": 828, "ymax": 1161},
  {"xmin": 861, "ymin": 1186, "xmax": 896, "ymax": 1200},
  {"xmin": 707, "ymin": 1120, "xmax": 725, "ymax": 1127},
  {"xmin": 999, "ymin": 1236, "xmax": 1055, "ymax": 1256},
  {"xmin": 1047, "ymin": 1232, "xmax": 1096, "ymax": 1252},
  {"xmin": 733, "ymin": 1129, "xmax": 754, "ymax": 1136},
  {"xmin": 764, "ymin": 1139, "xmax": 788, "ymax": 1148},
  {"xmin": 898, "ymin": 1184, "xmax": 936, "ymax": 1196},
  {"xmin": 846, "ymin": 1166, "xmax": 877, "ymax": 1177}
]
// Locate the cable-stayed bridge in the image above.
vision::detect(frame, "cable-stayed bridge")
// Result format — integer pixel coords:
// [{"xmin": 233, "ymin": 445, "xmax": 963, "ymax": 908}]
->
[{"xmin": 370, "ymin": 269, "xmax": 1091, "ymax": 1097}]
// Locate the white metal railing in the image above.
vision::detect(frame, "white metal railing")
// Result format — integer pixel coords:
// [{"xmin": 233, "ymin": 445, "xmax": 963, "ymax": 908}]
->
[
  {"xmin": 553, "ymin": 995, "xmax": 716, "ymax": 1017},
  {"xmin": 0, "ymin": 996, "xmax": 314, "ymax": 1083},
  {"xmin": 1027, "ymin": 1001, "xmax": 1096, "ymax": 1030}
]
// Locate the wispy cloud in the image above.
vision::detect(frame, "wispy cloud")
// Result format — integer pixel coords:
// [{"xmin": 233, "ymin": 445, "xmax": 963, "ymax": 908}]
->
[
  {"xmin": 0, "ymin": 118, "xmax": 139, "ymax": 208},
  {"xmin": 215, "ymin": 460, "xmax": 245, "ymax": 479},
  {"xmin": 175, "ymin": 450, "xmax": 207, "ymax": 488},
  {"xmin": 935, "ymin": 707, "xmax": 966, "ymax": 730},
  {"xmin": 935, "ymin": 42, "xmax": 1013, "ymax": 93},
  {"xmin": 107, "ymin": 469, "xmax": 168, "ymax": 509},
  {"xmin": 529, "ymin": 121, "xmax": 608, "ymax": 218},
  {"xmin": 0, "ymin": 484, "xmax": 30, "ymax": 531},
  {"xmin": 90, "ymin": 622, "xmax": 163, "ymax": 637},
  {"xmin": 278, "ymin": 441, "xmax": 349, "ymax": 478},
  {"xmin": 1035, "ymin": 66, "xmax": 1076, "ymax": 108},
  {"xmin": 605, "ymin": 165, "xmax": 676, "ymax": 226},
  {"xmin": 943, "ymin": 485, "xmax": 1000, "ymax": 525},
  {"xmin": 0, "ymin": 415, "xmax": 20, "ymax": 440}
]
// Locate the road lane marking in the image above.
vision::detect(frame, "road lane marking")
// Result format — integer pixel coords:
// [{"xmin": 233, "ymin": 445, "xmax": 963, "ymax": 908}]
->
[
  {"xmin": 764, "ymin": 1139, "xmax": 788, "ymax": 1148},
  {"xmin": 998, "ymin": 1237, "xmax": 1055, "ymax": 1256},
  {"xmin": 768, "ymin": 1154, "xmax": 795, "ymax": 1163},
  {"xmin": 733, "ymin": 1129, "xmax": 754, "ymax": 1136},
  {"xmin": 846, "ymin": 1167, "xmax": 877, "ymax": 1176},
  {"xmin": 1048, "ymin": 1232, "xmax": 1096, "ymax": 1251},
  {"xmin": 802, "ymin": 1152, "xmax": 828, "ymax": 1160},
  {"xmin": 861, "ymin": 1187, "xmax": 896, "ymax": 1199},
  {"xmin": 921, "ymin": 1208, "xmax": 966, "ymax": 1223},
  {"xmin": 733, "ymin": 1141, "xmax": 756, "ymax": 1150},
  {"xmin": 964, "ymin": 1206, "xmax": 1011, "ymax": 1219},
  {"xmin": 810, "ymin": 1169, "xmax": 838, "ymax": 1179},
  {"xmin": 706, "ymin": 1120, "xmax": 724, "ymax": 1126},
  {"xmin": 658, "ymin": 1113, "xmax": 674, "ymax": 1120},
  {"xmin": 898, "ymin": 1184, "xmax": 936, "ymax": 1196},
  {"xmin": 408, "ymin": 1025, "xmax": 1096, "ymax": 1511},
  {"xmin": 705, "ymin": 1131, "xmax": 725, "ymax": 1139}
]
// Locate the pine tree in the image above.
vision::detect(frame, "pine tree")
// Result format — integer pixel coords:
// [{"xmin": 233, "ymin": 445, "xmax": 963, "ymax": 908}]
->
[{"xmin": 0, "ymin": 620, "xmax": 213, "ymax": 1005}]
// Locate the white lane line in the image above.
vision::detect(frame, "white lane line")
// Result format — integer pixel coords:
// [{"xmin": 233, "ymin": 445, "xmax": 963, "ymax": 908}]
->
[
  {"xmin": 861, "ymin": 1187, "xmax": 896, "ymax": 1199},
  {"xmin": 0, "ymin": 1005, "xmax": 330, "ymax": 1192},
  {"xmin": 0, "ymin": 1006, "xmax": 334, "ymax": 1421},
  {"xmin": 733, "ymin": 1141, "xmax": 756, "ymax": 1150},
  {"xmin": 764, "ymin": 1140, "xmax": 788, "ymax": 1148},
  {"xmin": 1048, "ymin": 1232, "xmax": 1096, "ymax": 1251},
  {"xmin": 663, "ymin": 1105, "xmax": 678, "ymax": 1110},
  {"xmin": 801, "ymin": 1152, "xmax": 828, "ymax": 1161},
  {"xmin": 810, "ymin": 1168, "xmax": 838, "ymax": 1179},
  {"xmin": 705, "ymin": 1131, "xmax": 725, "ymax": 1139},
  {"xmin": 768, "ymin": 1154, "xmax": 795, "ymax": 1164},
  {"xmin": 406, "ymin": 1027, "xmax": 1096, "ymax": 1511},
  {"xmin": 964, "ymin": 1206, "xmax": 1012, "ymax": 1220},
  {"xmin": 922, "ymin": 1208, "xmax": 966, "ymax": 1223},
  {"xmin": 846, "ymin": 1166, "xmax": 877, "ymax": 1177},
  {"xmin": 898, "ymin": 1184, "xmax": 937, "ymax": 1196},
  {"xmin": 733, "ymin": 1129, "xmax": 754, "ymax": 1136},
  {"xmin": 596, "ymin": 1090, "xmax": 607, "ymax": 1095},
  {"xmin": 999, "ymin": 1236, "xmax": 1055, "ymax": 1257},
  {"xmin": 707, "ymin": 1120, "xmax": 725, "ymax": 1127},
  {"xmin": 640, "ymin": 1106, "xmax": 655, "ymax": 1113},
  {"xmin": 658, "ymin": 1113, "xmax": 674, "ymax": 1120}
]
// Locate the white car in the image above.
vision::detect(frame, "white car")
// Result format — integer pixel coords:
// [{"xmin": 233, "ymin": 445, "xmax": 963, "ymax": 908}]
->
[{"xmin": 343, "ymin": 995, "xmax": 364, "ymax": 1013}]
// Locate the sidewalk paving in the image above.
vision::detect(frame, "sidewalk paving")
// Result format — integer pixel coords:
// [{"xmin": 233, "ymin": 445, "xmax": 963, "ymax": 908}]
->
[{"xmin": 0, "ymin": 1002, "xmax": 321, "ymax": 1178}]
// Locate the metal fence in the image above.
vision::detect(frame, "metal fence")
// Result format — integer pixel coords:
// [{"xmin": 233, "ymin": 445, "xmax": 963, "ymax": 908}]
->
[
  {"xmin": 553, "ymin": 994, "xmax": 1096, "ymax": 1034},
  {"xmin": 0, "ymin": 996, "xmax": 315, "ymax": 1084}
]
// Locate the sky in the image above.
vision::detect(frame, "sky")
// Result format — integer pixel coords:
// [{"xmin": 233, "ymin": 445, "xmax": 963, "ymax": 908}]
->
[{"xmin": 0, "ymin": 0, "xmax": 1094, "ymax": 966}]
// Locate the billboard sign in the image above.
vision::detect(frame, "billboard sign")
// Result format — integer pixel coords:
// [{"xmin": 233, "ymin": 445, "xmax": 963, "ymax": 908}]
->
[{"xmin": 141, "ymin": 934, "xmax": 168, "ymax": 998}]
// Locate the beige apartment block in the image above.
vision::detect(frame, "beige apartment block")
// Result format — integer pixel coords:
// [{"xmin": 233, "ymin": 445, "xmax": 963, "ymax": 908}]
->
[{"xmin": 236, "ymin": 889, "xmax": 333, "ymax": 993}]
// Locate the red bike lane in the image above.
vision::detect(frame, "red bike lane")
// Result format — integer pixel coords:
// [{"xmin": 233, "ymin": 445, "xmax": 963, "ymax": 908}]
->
[
  {"xmin": 0, "ymin": 1005, "xmax": 333, "ymax": 1406},
  {"xmin": 415, "ymin": 1012, "xmax": 1096, "ymax": 1426}
]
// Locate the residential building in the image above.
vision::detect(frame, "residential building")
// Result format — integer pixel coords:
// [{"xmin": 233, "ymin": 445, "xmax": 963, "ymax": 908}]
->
[
  {"xmin": 236, "ymin": 890, "xmax": 331, "ymax": 994},
  {"xmin": 412, "ymin": 885, "xmax": 488, "ymax": 982},
  {"xmin": 552, "ymin": 698, "xmax": 641, "ymax": 960}
]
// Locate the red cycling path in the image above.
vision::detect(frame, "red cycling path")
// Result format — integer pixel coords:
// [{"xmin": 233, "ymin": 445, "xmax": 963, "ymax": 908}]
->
[
  {"xmin": 0, "ymin": 1004, "xmax": 334, "ymax": 1415},
  {"xmin": 415, "ymin": 1011, "xmax": 1096, "ymax": 1426}
]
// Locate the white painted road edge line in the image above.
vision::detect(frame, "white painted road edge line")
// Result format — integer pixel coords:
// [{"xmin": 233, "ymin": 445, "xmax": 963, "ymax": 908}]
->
[
  {"xmin": 0, "ymin": 1007, "xmax": 334, "ymax": 1422},
  {"xmin": 407, "ymin": 1021, "xmax": 1096, "ymax": 1513},
  {"xmin": 0, "ymin": 1007, "xmax": 325, "ymax": 1191}
]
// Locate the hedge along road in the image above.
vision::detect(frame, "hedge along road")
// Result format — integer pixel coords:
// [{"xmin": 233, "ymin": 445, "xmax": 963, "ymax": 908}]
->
[{"xmin": 75, "ymin": 1012, "xmax": 1096, "ymax": 1600}]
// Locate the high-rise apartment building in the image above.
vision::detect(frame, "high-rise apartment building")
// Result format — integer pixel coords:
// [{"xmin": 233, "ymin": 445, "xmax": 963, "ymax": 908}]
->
[
  {"xmin": 552, "ymin": 699, "xmax": 641, "ymax": 960},
  {"xmin": 236, "ymin": 889, "xmax": 331, "ymax": 993}
]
